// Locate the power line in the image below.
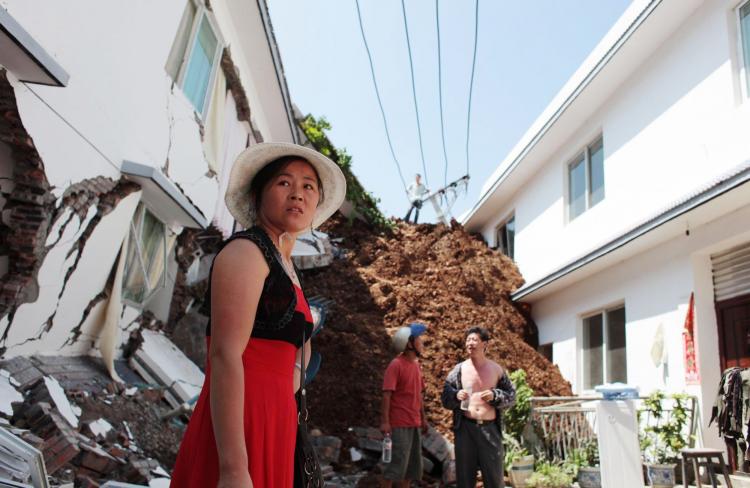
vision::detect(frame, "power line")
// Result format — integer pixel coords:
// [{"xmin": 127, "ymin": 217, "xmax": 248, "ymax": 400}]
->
[
  {"xmin": 465, "ymin": 0, "xmax": 480, "ymax": 177},
  {"xmin": 400, "ymin": 0, "xmax": 429, "ymax": 187},
  {"xmin": 354, "ymin": 0, "xmax": 408, "ymax": 195},
  {"xmin": 23, "ymin": 83, "xmax": 121, "ymax": 173},
  {"xmin": 436, "ymin": 0, "xmax": 449, "ymax": 188}
]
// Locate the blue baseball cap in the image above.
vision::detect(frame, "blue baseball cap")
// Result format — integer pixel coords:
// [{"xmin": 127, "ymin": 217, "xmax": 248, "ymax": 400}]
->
[{"xmin": 409, "ymin": 322, "xmax": 428, "ymax": 337}]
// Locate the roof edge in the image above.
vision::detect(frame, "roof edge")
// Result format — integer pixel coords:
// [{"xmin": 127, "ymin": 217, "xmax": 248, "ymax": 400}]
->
[
  {"xmin": 511, "ymin": 162, "xmax": 750, "ymax": 301},
  {"xmin": 462, "ymin": 0, "xmax": 663, "ymax": 227}
]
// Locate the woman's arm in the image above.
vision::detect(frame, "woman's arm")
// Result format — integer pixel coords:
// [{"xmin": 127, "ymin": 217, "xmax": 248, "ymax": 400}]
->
[{"xmin": 209, "ymin": 240, "xmax": 269, "ymax": 488}]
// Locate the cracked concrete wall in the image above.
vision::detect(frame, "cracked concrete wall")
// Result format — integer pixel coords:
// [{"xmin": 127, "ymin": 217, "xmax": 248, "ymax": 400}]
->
[{"xmin": 0, "ymin": 0, "xmax": 293, "ymax": 358}]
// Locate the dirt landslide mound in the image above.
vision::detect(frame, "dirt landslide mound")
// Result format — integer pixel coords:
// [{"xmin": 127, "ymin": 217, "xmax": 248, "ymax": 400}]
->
[{"xmin": 301, "ymin": 215, "xmax": 571, "ymax": 438}]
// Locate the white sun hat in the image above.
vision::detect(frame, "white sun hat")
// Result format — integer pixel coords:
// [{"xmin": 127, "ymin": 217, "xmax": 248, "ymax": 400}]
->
[{"xmin": 225, "ymin": 142, "xmax": 347, "ymax": 229}]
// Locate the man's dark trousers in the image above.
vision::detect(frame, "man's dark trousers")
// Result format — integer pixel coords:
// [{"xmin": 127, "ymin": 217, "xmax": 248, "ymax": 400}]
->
[
  {"xmin": 455, "ymin": 419, "xmax": 504, "ymax": 488},
  {"xmin": 404, "ymin": 200, "xmax": 423, "ymax": 223}
]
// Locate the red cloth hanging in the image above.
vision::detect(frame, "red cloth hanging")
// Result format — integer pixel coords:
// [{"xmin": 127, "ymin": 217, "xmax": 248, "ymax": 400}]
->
[{"xmin": 683, "ymin": 292, "xmax": 700, "ymax": 385}]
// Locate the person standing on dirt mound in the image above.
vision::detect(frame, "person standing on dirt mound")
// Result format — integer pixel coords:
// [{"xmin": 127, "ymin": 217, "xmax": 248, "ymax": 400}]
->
[
  {"xmin": 404, "ymin": 174, "xmax": 429, "ymax": 223},
  {"xmin": 441, "ymin": 326, "xmax": 516, "ymax": 488},
  {"xmin": 380, "ymin": 322, "xmax": 429, "ymax": 488}
]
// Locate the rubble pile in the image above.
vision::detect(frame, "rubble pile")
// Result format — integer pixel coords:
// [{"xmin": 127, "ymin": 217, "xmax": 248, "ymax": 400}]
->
[
  {"xmin": 0, "ymin": 356, "xmax": 178, "ymax": 487},
  {"xmin": 302, "ymin": 215, "xmax": 572, "ymax": 437}
]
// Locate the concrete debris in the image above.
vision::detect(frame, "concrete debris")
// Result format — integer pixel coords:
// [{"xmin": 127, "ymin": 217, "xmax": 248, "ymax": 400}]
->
[
  {"xmin": 81, "ymin": 420, "xmax": 114, "ymax": 443},
  {"xmin": 292, "ymin": 231, "xmax": 334, "ymax": 270},
  {"xmin": 42, "ymin": 377, "xmax": 79, "ymax": 429},
  {"xmin": 310, "ymin": 434, "xmax": 342, "ymax": 464},
  {"xmin": 0, "ymin": 370, "xmax": 22, "ymax": 417},
  {"xmin": 128, "ymin": 330, "xmax": 204, "ymax": 409}
]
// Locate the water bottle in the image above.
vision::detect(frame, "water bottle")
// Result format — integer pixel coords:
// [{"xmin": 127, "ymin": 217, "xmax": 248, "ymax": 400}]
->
[{"xmin": 382, "ymin": 433, "xmax": 392, "ymax": 463}]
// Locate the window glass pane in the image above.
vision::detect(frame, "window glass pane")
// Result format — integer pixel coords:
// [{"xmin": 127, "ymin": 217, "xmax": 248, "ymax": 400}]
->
[
  {"xmin": 140, "ymin": 210, "xmax": 166, "ymax": 290},
  {"xmin": 568, "ymin": 154, "xmax": 586, "ymax": 220},
  {"xmin": 122, "ymin": 205, "xmax": 169, "ymax": 305},
  {"xmin": 183, "ymin": 15, "xmax": 218, "ymax": 113},
  {"xmin": 496, "ymin": 225, "xmax": 507, "ymax": 253},
  {"xmin": 606, "ymin": 307, "xmax": 627, "ymax": 383},
  {"xmin": 589, "ymin": 138, "xmax": 605, "ymax": 206},
  {"xmin": 583, "ymin": 314, "xmax": 604, "ymax": 389},
  {"xmin": 741, "ymin": 3, "xmax": 750, "ymax": 95},
  {"xmin": 122, "ymin": 207, "xmax": 148, "ymax": 303},
  {"xmin": 506, "ymin": 216, "xmax": 515, "ymax": 260}
]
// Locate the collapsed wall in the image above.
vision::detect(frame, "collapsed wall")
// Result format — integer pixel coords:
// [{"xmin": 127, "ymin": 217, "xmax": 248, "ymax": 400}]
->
[{"xmin": 301, "ymin": 215, "xmax": 572, "ymax": 437}]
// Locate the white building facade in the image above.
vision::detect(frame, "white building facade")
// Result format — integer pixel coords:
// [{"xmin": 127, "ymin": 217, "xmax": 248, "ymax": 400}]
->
[
  {"xmin": 463, "ymin": 0, "xmax": 750, "ymax": 448},
  {"xmin": 0, "ymin": 0, "xmax": 298, "ymax": 359}
]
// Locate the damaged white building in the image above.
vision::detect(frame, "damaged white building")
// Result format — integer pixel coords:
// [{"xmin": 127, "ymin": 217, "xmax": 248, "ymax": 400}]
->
[{"xmin": 0, "ymin": 0, "xmax": 303, "ymax": 365}]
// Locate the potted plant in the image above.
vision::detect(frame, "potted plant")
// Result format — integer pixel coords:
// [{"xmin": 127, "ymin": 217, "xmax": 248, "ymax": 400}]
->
[
  {"xmin": 503, "ymin": 369, "xmax": 535, "ymax": 487},
  {"xmin": 505, "ymin": 432, "xmax": 534, "ymax": 487},
  {"xmin": 574, "ymin": 440, "xmax": 601, "ymax": 488},
  {"xmin": 525, "ymin": 461, "xmax": 573, "ymax": 488},
  {"xmin": 640, "ymin": 392, "xmax": 691, "ymax": 488}
]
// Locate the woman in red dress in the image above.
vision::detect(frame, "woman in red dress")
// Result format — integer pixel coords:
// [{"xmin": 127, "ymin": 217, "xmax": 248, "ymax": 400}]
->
[{"xmin": 169, "ymin": 143, "xmax": 346, "ymax": 488}]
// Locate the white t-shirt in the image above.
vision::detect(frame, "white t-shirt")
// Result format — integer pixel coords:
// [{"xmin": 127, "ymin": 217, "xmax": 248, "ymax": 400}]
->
[{"xmin": 407, "ymin": 182, "xmax": 428, "ymax": 203}]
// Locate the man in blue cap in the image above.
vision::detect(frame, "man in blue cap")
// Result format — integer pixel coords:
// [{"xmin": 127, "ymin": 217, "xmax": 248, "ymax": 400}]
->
[{"xmin": 380, "ymin": 322, "xmax": 429, "ymax": 487}]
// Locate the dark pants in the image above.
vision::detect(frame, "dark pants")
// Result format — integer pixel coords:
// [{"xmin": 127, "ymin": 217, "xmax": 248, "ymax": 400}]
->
[
  {"xmin": 405, "ymin": 200, "xmax": 423, "ymax": 223},
  {"xmin": 455, "ymin": 420, "xmax": 504, "ymax": 488}
]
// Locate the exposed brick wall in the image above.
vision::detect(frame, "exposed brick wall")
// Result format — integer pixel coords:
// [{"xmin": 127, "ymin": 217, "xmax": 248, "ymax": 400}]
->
[
  {"xmin": 220, "ymin": 48, "xmax": 264, "ymax": 143},
  {"xmin": 165, "ymin": 225, "xmax": 222, "ymax": 334},
  {"xmin": 0, "ymin": 70, "xmax": 56, "ymax": 326}
]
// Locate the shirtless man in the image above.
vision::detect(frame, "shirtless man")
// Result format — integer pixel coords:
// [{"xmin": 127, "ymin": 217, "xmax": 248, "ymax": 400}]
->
[{"xmin": 441, "ymin": 327, "xmax": 516, "ymax": 488}]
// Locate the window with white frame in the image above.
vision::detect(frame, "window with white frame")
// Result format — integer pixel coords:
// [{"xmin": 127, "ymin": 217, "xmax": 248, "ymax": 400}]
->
[
  {"xmin": 740, "ymin": 1, "xmax": 750, "ymax": 96},
  {"xmin": 165, "ymin": 1, "xmax": 222, "ymax": 116},
  {"xmin": 495, "ymin": 215, "xmax": 515, "ymax": 260},
  {"xmin": 567, "ymin": 136, "xmax": 604, "ymax": 221},
  {"xmin": 581, "ymin": 305, "xmax": 626, "ymax": 390},
  {"xmin": 122, "ymin": 203, "xmax": 177, "ymax": 306}
]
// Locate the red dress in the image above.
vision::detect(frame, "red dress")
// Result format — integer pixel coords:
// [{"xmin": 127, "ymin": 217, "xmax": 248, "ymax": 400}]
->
[{"xmin": 170, "ymin": 244, "xmax": 314, "ymax": 488}]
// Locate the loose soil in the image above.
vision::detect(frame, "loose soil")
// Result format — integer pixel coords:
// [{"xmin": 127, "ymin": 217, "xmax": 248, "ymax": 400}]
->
[{"xmin": 302, "ymin": 215, "xmax": 572, "ymax": 439}]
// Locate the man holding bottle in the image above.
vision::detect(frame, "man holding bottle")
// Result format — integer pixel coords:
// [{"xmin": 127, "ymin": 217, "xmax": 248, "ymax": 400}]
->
[
  {"xmin": 380, "ymin": 323, "xmax": 429, "ymax": 488},
  {"xmin": 441, "ymin": 326, "xmax": 516, "ymax": 488}
]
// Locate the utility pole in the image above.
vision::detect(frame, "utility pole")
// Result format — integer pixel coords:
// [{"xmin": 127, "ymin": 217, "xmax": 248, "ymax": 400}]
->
[{"xmin": 421, "ymin": 175, "xmax": 470, "ymax": 225}]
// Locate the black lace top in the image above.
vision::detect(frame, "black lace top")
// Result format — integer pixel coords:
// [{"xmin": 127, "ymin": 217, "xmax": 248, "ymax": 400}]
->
[{"xmin": 202, "ymin": 226, "xmax": 313, "ymax": 348}]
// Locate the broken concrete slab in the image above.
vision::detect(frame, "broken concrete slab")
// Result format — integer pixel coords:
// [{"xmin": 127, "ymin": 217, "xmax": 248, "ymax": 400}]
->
[
  {"xmin": 40, "ymin": 378, "xmax": 78, "ymax": 429},
  {"xmin": 310, "ymin": 435, "xmax": 341, "ymax": 464},
  {"xmin": 292, "ymin": 231, "xmax": 334, "ymax": 270},
  {"xmin": 0, "ymin": 356, "xmax": 139, "ymax": 394},
  {"xmin": 0, "ymin": 370, "xmax": 22, "ymax": 417},
  {"xmin": 80, "ymin": 420, "xmax": 113, "ymax": 444},
  {"xmin": 421, "ymin": 425, "xmax": 454, "ymax": 463},
  {"xmin": 128, "ymin": 330, "xmax": 203, "ymax": 409}
]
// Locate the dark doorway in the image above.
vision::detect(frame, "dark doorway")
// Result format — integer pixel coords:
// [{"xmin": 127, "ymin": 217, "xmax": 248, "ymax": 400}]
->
[{"xmin": 716, "ymin": 293, "xmax": 750, "ymax": 371}]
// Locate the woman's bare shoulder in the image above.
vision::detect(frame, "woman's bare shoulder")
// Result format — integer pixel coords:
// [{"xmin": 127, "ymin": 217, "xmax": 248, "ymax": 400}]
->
[{"xmin": 213, "ymin": 238, "xmax": 270, "ymax": 279}]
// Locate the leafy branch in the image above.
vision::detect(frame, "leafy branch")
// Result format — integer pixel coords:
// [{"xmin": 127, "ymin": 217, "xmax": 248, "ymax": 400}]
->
[{"xmin": 298, "ymin": 115, "xmax": 394, "ymax": 231}]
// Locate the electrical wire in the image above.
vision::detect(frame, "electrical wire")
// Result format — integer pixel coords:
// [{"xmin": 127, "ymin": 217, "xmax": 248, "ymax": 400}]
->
[
  {"xmin": 436, "ymin": 0, "xmax": 450, "ymax": 188},
  {"xmin": 400, "ymin": 0, "xmax": 429, "ymax": 187},
  {"xmin": 354, "ymin": 0, "xmax": 408, "ymax": 195},
  {"xmin": 465, "ymin": 0, "xmax": 480, "ymax": 177}
]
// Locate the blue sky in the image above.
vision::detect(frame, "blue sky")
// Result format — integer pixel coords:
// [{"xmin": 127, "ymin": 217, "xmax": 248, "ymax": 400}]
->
[{"xmin": 269, "ymin": 1, "xmax": 632, "ymax": 223}]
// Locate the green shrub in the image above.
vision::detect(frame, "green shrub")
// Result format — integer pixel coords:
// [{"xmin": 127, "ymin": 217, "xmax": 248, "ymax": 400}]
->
[
  {"xmin": 526, "ymin": 461, "xmax": 573, "ymax": 488},
  {"xmin": 503, "ymin": 369, "xmax": 534, "ymax": 442}
]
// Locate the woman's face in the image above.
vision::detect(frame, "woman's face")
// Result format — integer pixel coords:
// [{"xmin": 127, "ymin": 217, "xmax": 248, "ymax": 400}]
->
[{"xmin": 257, "ymin": 159, "xmax": 321, "ymax": 233}]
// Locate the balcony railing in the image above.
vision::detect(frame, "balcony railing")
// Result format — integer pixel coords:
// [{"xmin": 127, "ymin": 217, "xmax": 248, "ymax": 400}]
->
[{"xmin": 529, "ymin": 395, "xmax": 699, "ymax": 462}]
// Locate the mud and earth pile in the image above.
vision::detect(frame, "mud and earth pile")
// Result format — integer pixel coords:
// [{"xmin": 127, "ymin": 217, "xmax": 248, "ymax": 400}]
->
[{"xmin": 301, "ymin": 215, "xmax": 572, "ymax": 438}]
